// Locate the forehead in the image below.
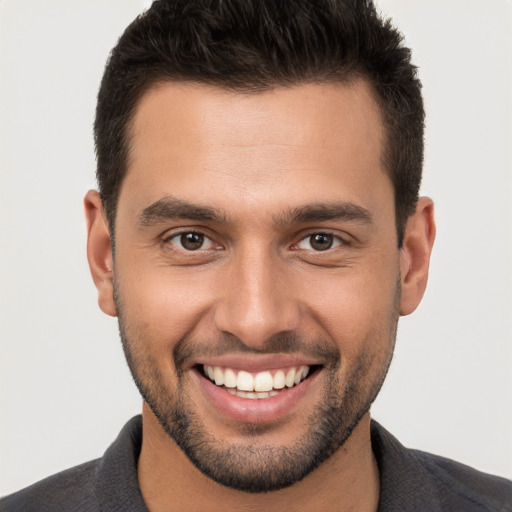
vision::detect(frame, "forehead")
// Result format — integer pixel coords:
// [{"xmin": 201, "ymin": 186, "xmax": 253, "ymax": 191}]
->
[{"xmin": 120, "ymin": 80, "xmax": 390, "ymax": 222}]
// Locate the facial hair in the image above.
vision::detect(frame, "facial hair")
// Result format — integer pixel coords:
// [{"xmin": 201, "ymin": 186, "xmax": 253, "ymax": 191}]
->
[{"xmin": 114, "ymin": 280, "xmax": 399, "ymax": 493}]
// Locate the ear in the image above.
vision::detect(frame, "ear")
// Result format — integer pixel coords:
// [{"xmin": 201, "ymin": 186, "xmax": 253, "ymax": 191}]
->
[
  {"xmin": 399, "ymin": 197, "xmax": 436, "ymax": 316},
  {"xmin": 84, "ymin": 190, "xmax": 117, "ymax": 317}
]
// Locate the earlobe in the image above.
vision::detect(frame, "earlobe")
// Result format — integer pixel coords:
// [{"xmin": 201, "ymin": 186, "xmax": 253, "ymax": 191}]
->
[
  {"xmin": 399, "ymin": 197, "xmax": 436, "ymax": 316},
  {"xmin": 84, "ymin": 190, "xmax": 117, "ymax": 317}
]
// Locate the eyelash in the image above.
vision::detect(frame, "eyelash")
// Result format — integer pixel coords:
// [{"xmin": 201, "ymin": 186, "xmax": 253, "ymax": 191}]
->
[
  {"xmin": 163, "ymin": 230, "xmax": 219, "ymax": 252},
  {"xmin": 294, "ymin": 232, "xmax": 345, "ymax": 252},
  {"xmin": 162, "ymin": 230, "xmax": 347, "ymax": 253}
]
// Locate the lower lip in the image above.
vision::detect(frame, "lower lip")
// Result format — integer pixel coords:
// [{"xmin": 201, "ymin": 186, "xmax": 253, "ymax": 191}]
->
[{"xmin": 193, "ymin": 368, "xmax": 320, "ymax": 424}]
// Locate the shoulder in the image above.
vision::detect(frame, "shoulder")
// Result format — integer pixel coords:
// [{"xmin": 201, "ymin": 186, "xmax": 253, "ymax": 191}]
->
[
  {"xmin": 1, "ymin": 416, "xmax": 146, "ymax": 512},
  {"xmin": 371, "ymin": 420, "xmax": 512, "ymax": 512},
  {"xmin": 0, "ymin": 459, "xmax": 102, "ymax": 512},
  {"xmin": 411, "ymin": 448, "xmax": 512, "ymax": 511}
]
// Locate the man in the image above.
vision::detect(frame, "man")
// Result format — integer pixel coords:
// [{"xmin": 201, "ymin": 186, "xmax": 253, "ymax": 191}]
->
[{"xmin": 1, "ymin": 0, "xmax": 510, "ymax": 510}]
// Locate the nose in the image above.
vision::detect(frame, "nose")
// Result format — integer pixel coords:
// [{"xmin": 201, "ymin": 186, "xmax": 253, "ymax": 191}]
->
[{"xmin": 212, "ymin": 247, "xmax": 301, "ymax": 350}]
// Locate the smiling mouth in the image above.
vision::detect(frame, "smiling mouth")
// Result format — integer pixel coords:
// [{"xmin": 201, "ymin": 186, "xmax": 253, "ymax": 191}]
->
[{"xmin": 201, "ymin": 364, "xmax": 320, "ymax": 399}]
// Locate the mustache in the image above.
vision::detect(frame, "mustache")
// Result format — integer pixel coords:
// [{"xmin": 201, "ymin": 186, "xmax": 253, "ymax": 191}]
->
[{"xmin": 173, "ymin": 332, "xmax": 341, "ymax": 372}]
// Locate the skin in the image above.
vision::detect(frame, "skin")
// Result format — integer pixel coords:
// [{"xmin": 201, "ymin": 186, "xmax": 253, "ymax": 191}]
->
[{"xmin": 85, "ymin": 81, "xmax": 435, "ymax": 512}]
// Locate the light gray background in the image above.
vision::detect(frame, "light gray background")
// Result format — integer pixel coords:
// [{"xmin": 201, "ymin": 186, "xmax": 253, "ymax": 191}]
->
[{"xmin": 1, "ymin": 0, "xmax": 511, "ymax": 496}]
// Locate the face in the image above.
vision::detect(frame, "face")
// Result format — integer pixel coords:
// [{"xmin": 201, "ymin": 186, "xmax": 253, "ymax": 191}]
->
[{"xmin": 110, "ymin": 81, "xmax": 402, "ymax": 492}]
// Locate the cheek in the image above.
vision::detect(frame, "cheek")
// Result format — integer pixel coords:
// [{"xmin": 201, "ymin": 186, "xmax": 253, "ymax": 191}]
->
[
  {"xmin": 301, "ymin": 257, "xmax": 400, "ymax": 354},
  {"xmin": 115, "ymin": 263, "xmax": 217, "ymax": 351}
]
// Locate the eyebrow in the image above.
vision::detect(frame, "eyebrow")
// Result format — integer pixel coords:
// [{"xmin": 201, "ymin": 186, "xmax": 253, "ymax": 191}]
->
[
  {"xmin": 138, "ymin": 196, "xmax": 227, "ymax": 226},
  {"xmin": 137, "ymin": 196, "xmax": 372, "ymax": 228},
  {"xmin": 275, "ymin": 202, "xmax": 373, "ymax": 226}
]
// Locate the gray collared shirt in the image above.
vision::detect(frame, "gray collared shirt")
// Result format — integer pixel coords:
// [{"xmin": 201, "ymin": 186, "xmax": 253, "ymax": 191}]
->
[{"xmin": 1, "ymin": 416, "xmax": 511, "ymax": 511}]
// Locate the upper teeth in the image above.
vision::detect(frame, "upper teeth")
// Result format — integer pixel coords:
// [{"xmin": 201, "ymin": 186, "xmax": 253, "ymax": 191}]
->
[{"xmin": 203, "ymin": 365, "xmax": 310, "ymax": 392}]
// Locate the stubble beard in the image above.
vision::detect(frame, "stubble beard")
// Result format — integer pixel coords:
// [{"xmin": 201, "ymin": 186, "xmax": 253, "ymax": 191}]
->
[{"xmin": 114, "ymin": 282, "xmax": 399, "ymax": 493}]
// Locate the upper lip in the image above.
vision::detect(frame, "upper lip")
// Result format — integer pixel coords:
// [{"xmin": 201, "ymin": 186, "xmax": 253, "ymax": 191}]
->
[{"xmin": 193, "ymin": 353, "xmax": 324, "ymax": 372}]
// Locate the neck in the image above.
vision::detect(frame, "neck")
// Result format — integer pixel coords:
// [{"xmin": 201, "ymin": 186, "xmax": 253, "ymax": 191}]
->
[{"xmin": 138, "ymin": 404, "xmax": 379, "ymax": 512}]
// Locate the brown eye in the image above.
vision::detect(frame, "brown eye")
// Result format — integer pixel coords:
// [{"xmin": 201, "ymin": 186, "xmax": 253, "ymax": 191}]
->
[
  {"xmin": 309, "ymin": 233, "xmax": 334, "ymax": 251},
  {"xmin": 296, "ymin": 232, "xmax": 342, "ymax": 252},
  {"xmin": 180, "ymin": 232, "xmax": 204, "ymax": 250},
  {"xmin": 166, "ymin": 230, "xmax": 220, "ymax": 255}
]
